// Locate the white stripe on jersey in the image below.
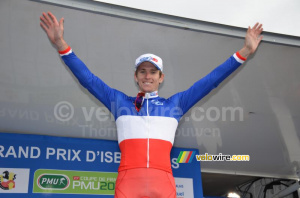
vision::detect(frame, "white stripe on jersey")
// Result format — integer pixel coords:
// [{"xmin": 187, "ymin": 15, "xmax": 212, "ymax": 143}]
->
[{"xmin": 116, "ymin": 115, "xmax": 178, "ymax": 144}]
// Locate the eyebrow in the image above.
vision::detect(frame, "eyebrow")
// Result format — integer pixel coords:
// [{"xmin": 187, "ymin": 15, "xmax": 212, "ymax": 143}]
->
[{"xmin": 139, "ymin": 68, "xmax": 158, "ymax": 72}]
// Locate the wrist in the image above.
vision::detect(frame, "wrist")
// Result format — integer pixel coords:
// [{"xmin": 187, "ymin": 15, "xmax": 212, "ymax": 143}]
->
[
  {"xmin": 58, "ymin": 46, "xmax": 71, "ymax": 55},
  {"xmin": 238, "ymin": 47, "xmax": 251, "ymax": 59},
  {"xmin": 55, "ymin": 39, "xmax": 68, "ymax": 52}
]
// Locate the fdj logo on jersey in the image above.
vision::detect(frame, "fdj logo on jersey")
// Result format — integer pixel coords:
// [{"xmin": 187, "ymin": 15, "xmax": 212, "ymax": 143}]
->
[
  {"xmin": 37, "ymin": 174, "xmax": 70, "ymax": 190},
  {"xmin": 0, "ymin": 171, "xmax": 16, "ymax": 190}
]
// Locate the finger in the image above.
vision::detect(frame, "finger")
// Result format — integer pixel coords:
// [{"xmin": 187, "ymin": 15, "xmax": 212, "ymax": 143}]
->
[
  {"xmin": 257, "ymin": 35, "xmax": 263, "ymax": 43},
  {"xmin": 43, "ymin": 12, "xmax": 53, "ymax": 25},
  {"xmin": 43, "ymin": 13, "xmax": 53, "ymax": 25},
  {"xmin": 40, "ymin": 16, "xmax": 50, "ymax": 29},
  {"xmin": 256, "ymin": 24, "xmax": 263, "ymax": 31},
  {"xmin": 258, "ymin": 27, "xmax": 263, "ymax": 34},
  {"xmin": 48, "ymin": 12, "xmax": 59, "ymax": 25},
  {"xmin": 247, "ymin": 26, "xmax": 250, "ymax": 33},
  {"xmin": 255, "ymin": 26, "xmax": 263, "ymax": 36},
  {"xmin": 59, "ymin": 17, "xmax": 64, "ymax": 29},
  {"xmin": 40, "ymin": 22, "xmax": 48, "ymax": 32},
  {"xmin": 252, "ymin": 22, "xmax": 259, "ymax": 30}
]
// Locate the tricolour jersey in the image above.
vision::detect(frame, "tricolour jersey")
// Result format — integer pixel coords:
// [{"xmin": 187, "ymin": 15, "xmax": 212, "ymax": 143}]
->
[{"xmin": 60, "ymin": 47, "xmax": 245, "ymax": 173}]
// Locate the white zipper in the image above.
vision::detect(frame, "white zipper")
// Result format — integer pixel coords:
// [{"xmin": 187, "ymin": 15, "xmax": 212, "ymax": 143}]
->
[{"xmin": 146, "ymin": 97, "xmax": 150, "ymax": 168}]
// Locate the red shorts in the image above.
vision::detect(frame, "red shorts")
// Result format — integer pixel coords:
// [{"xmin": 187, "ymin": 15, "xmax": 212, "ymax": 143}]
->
[{"xmin": 114, "ymin": 168, "xmax": 176, "ymax": 198}]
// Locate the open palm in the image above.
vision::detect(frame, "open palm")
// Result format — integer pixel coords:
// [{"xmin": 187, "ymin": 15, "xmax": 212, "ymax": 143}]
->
[
  {"xmin": 244, "ymin": 23, "xmax": 263, "ymax": 54},
  {"xmin": 40, "ymin": 12, "xmax": 66, "ymax": 50}
]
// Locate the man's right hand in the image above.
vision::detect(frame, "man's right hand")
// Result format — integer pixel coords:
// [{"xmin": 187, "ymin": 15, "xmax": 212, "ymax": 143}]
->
[{"xmin": 40, "ymin": 12, "xmax": 68, "ymax": 51}]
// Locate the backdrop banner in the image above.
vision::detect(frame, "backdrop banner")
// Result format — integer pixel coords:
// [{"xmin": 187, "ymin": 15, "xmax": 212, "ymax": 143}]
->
[{"xmin": 0, "ymin": 132, "xmax": 203, "ymax": 197}]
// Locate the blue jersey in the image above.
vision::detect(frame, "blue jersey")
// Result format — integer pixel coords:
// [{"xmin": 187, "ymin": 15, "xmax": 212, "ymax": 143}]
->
[{"xmin": 60, "ymin": 48, "xmax": 245, "ymax": 173}]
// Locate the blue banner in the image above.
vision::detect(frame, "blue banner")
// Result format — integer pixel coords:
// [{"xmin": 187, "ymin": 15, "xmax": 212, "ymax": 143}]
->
[{"xmin": 0, "ymin": 132, "xmax": 203, "ymax": 197}]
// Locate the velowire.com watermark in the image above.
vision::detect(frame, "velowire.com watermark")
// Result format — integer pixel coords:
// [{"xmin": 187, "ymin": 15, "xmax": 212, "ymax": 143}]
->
[
  {"xmin": 196, "ymin": 153, "xmax": 250, "ymax": 161},
  {"xmin": 54, "ymin": 101, "xmax": 74, "ymax": 122},
  {"xmin": 53, "ymin": 101, "xmax": 244, "ymax": 123}
]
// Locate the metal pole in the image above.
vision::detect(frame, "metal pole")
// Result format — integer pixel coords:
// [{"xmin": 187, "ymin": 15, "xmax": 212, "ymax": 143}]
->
[{"xmin": 272, "ymin": 181, "xmax": 300, "ymax": 198}]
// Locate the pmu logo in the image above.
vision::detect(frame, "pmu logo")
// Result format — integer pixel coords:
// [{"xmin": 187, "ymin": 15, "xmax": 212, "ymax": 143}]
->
[
  {"xmin": 37, "ymin": 174, "xmax": 70, "ymax": 190},
  {"xmin": 0, "ymin": 171, "xmax": 16, "ymax": 190}
]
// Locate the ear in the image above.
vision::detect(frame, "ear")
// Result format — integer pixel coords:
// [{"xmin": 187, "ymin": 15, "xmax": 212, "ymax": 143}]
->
[
  {"xmin": 159, "ymin": 73, "xmax": 165, "ymax": 84},
  {"xmin": 134, "ymin": 72, "xmax": 138, "ymax": 82}
]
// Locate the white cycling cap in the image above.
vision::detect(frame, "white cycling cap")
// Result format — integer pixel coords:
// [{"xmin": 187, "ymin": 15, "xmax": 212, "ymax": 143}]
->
[{"xmin": 135, "ymin": 53, "xmax": 163, "ymax": 72}]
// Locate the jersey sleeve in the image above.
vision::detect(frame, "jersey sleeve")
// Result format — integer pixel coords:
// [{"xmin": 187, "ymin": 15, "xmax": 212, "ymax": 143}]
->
[
  {"xmin": 59, "ymin": 47, "xmax": 127, "ymax": 114},
  {"xmin": 168, "ymin": 52, "xmax": 246, "ymax": 115}
]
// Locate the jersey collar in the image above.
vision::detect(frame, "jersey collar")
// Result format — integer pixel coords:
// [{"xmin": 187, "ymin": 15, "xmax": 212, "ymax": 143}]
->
[{"xmin": 140, "ymin": 91, "xmax": 158, "ymax": 99}]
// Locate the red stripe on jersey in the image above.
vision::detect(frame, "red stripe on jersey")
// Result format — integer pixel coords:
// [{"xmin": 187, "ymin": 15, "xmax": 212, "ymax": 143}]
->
[{"xmin": 118, "ymin": 138, "xmax": 173, "ymax": 173}]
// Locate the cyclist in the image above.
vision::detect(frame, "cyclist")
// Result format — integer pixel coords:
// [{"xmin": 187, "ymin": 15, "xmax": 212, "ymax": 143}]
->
[{"xmin": 40, "ymin": 12, "xmax": 263, "ymax": 198}]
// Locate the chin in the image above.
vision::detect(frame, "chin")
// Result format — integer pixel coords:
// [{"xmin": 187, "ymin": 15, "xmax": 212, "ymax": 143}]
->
[
  {"xmin": 141, "ymin": 87, "xmax": 153, "ymax": 93},
  {"xmin": 141, "ymin": 89, "xmax": 153, "ymax": 93}
]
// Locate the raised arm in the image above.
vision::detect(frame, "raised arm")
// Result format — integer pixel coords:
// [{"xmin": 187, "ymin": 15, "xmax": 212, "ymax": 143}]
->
[
  {"xmin": 170, "ymin": 23, "xmax": 263, "ymax": 115},
  {"xmin": 40, "ymin": 12, "xmax": 68, "ymax": 51},
  {"xmin": 39, "ymin": 12, "xmax": 128, "ymax": 114}
]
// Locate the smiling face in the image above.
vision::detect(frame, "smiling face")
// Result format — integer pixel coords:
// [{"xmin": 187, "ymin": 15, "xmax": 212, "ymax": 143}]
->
[{"xmin": 134, "ymin": 62, "xmax": 164, "ymax": 93}]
